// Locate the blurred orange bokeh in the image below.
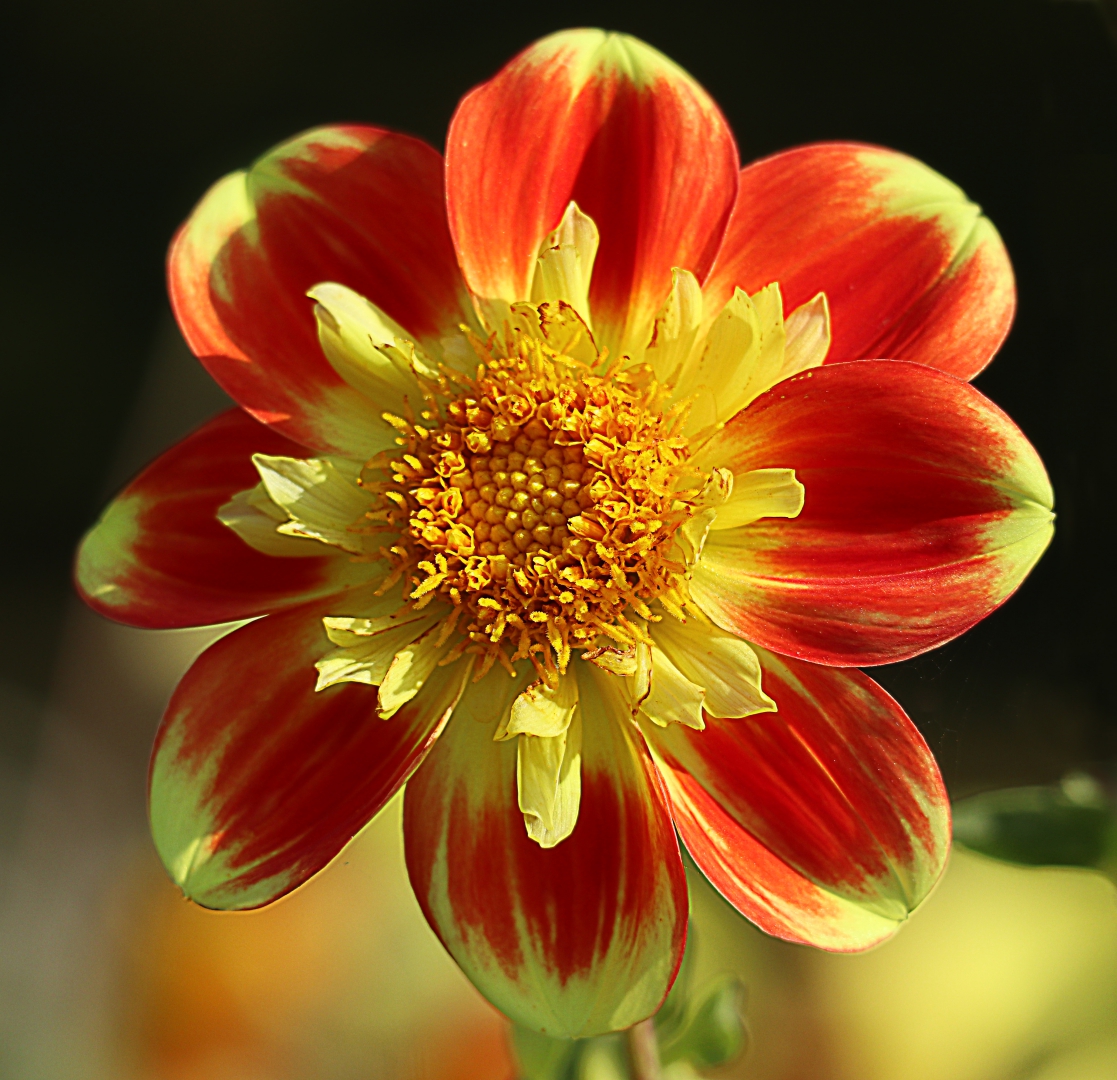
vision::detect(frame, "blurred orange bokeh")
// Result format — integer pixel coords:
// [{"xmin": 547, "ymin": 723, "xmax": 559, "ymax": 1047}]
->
[{"xmin": 115, "ymin": 799, "xmax": 516, "ymax": 1080}]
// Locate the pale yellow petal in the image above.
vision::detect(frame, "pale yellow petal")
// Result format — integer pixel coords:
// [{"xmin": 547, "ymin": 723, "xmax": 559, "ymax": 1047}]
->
[
  {"xmin": 638, "ymin": 645, "xmax": 705, "ymax": 731},
  {"xmin": 715, "ymin": 282, "xmax": 785, "ymax": 413},
  {"xmin": 377, "ymin": 626, "xmax": 450, "ymax": 719},
  {"xmin": 309, "ymin": 282, "xmax": 435, "ymax": 409},
  {"xmin": 682, "ymin": 385, "xmax": 719, "ymax": 442},
  {"xmin": 645, "ymin": 268, "xmax": 703, "ymax": 384},
  {"xmin": 322, "ymin": 611, "xmax": 417, "ymax": 647},
  {"xmin": 504, "ymin": 299, "xmax": 599, "ymax": 366},
  {"xmin": 314, "ymin": 605, "xmax": 441, "ymax": 692},
  {"xmin": 650, "ymin": 617, "xmax": 775, "ymax": 718},
  {"xmin": 518, "ymin": 709, "xmax": 583, "ymax": 848},
  {"xmin": 677, "ymin": 282, "xmax": 798, "ymax": 433},
  {"xmin": 252, "ymin": 453, "xmax": 374, "ymax": 554},
  {"xmin": 677, "ymin": 284, "xmax": 759, "ymax": 425},
  {"xmin": 783, "ymin": 292, "xmax": 831, "ymax": 371},
  {"xmin": 530, "ymin": 201, "xmax": 600, "ymax": 329},
  {"xmin": 438, "ymin": 328, "xmax": 477, "ymax": 373},
  {"xmin": 216, "ymin": 484, "xmax": 328, "ymax": 557},
  {"xmin": 749, "ymin": 281, "xmax": 786, "ymax": 364},
  {"xmin": 633, "ymin": 640, "xmax": 653, "ymax": 703},
  {"xmin": 675, "ymin": 467, "xmax": 733, "ymax": 566},
  {"xmin": 471, "ymin": 295, "xmax": 515, "ymax": 341},
  {"xmin": 497, "ymin": 675, "xmax": 578, "ymax": 741},
  {"xmin": 313, "ymin": 626, "xmax": 417, "ymax": 690},
  {"xmin": 710, "ymin": 468, "xmax": 805, "ymax": 531},
  {"xmin": 583, "ymin": 645, "xmax": 638, "ymax": 677}
]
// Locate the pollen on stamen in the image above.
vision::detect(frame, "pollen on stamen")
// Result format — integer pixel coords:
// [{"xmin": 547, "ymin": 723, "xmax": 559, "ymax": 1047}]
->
[{"xmin": 357, "ymin": 326, "xmax": 708, "ymax": 676}]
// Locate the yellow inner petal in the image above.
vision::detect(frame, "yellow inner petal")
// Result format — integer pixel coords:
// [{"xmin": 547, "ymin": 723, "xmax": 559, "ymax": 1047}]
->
[
  {"xmin": 517, "ymin": 708, "xmax": 583, "ymax": 848},
  {"xmin": 650, "ymin": 616, "xmax": 775, "ymax": 718},
  {"xmin": 498, "ymin": 675, "xmax": 579, "ymax": 740},
  {"xmin": 216, "ymin": 484, "xmax": 328, "ymax": 558},
  {"xmin": 253, "ymin": 453, "xmax": 376, "ymax": 555},
  {"xmin": 636, "ymin": 644, "xmax": 706, "ymax": 731},
  {"xmin": 530, "ymin": 201, "xmax": 600, "ymax": 330},
  {"xmin": 314, "ymin": 609, "xmax": 441, "ymax": 692},
  {"xmin": 711, "ymin": 468, "xmax": 805, "ymax": 531},
  {"xmin": 377, "ymin": 626, "xmax": 450, "ymax": 719},
  {"xmin": 783, "ymin": 291, "xmax": 831, "ymax": 372},
  {"xmin": 645, "ymin": 267, "xmax": 703, "ymax": 384}
]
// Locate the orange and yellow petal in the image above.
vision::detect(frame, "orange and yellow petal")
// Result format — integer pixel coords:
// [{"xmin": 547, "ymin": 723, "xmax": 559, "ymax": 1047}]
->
[
  {"xmin": 169, "ymin": 125, "xmax": 471, "ymax": 457},
  {"xmin": 703, "ymin": 142, "xmax": 1014, "ymax": 380},
  {"xmin": 75, "ymin": 409, "xmax": 372, "ymax": 629},
  {"xmin": 446, "ymin": 28, "xmax": 738, "ymax": 357},
  {"xmin": 648, "ymin": 648, "xmax": 949, "ymax": 951},
  {"xmin": 148, "ymin": 596, "xmax": 471, "ymax": 910},
  {"xmin": 692, "ymin": 360, "xmax": 1053, "ymax": 665},
  {"xmin": 403, "ymin": 663, "xmax": 688, "ymax": 1038}
]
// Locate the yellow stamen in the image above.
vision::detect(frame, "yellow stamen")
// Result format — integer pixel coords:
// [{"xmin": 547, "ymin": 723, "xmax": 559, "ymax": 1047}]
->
[{"xmin": 354, "ymin": 325, "xmax": 714, "ymax": 671}]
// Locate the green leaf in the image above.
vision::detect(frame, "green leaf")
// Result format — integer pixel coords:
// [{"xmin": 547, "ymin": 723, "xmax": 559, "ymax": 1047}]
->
[{"xmin": 952, "ymin": 772, "xmax": 1117, "ymax": 874}]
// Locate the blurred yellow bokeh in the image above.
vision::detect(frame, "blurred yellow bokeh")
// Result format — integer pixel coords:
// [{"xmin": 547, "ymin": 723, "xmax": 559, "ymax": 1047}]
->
[{"xmin": 689, "ymin": 848, "xmax": 1117, "ymax": 1080}]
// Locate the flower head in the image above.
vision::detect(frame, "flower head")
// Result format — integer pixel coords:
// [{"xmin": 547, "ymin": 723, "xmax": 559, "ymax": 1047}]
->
[{"xmin": 76, "ymin": 29, "xmax": 1052, "ymax": 1037}]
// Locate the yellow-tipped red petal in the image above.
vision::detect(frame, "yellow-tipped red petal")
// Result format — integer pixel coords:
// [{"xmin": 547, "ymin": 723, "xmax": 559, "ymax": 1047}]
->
[
  {"xmin": 648, "ymin": 648, "xmax": 949, "ymax": 951},
  {"xmin": 704, "ymin": 143, "xmax": 1014, "ymax": 379},
  {"xmin": 169, "ymin": 125, "xmax": 471, "ymax": 456},
  {"xmin": 149, "ymin": 597, "xmax": 471, "ymax": 910},
  {"xmin": 446, "ymin": 29, "xmax": 738, "ymax": 358},
  {"xmin": 74, "ymin": 409, "xmax": 372, "ymax": 629},
  {"xmin": 692, "ymin": 361, "xmax": 1053, "ymax": 665},
  {"xmin": 403, "ymin": 662, "xmax": 688, "ymax": 1037}
]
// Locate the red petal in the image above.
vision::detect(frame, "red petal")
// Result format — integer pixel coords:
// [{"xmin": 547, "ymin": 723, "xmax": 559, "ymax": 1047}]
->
[
  {"xmin": 149, "ymin": 598, "xmax": 469, "ymax": 910},
  {"xmin": 75, "ymin": 408, "xmax": 370, "ymax": 629},
  {"xmin": 650, "ymin": 648, "xmax": 949, "ymax": 951},
  {"xmin": 704, "ymin": 143, "xmax": 1014, "ymax": 379},
  {"xmin": 403, "ymin": 664, "xmax": 688, "ymax": 1037},
  {"xmin": 169, "ymin": 126, "xmax": 470, "ymax": 455},
  {"xmin": 693, "ymin": 360, "xmax": 1053, "ymax": 665},
  {"xmin": 447, "ymin": 29, "xmax": 738, "ymax": 357}
]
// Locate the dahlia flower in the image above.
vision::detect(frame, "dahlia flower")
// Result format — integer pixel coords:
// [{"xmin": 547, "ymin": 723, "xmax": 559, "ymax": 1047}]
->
[{"xmin": 76, "ymin": 29, "xmax": 1052, "ymax": 1037}]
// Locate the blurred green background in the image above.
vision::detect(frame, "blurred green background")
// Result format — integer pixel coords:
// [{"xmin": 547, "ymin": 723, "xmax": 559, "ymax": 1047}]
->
[{"xmin": 1, "ymin": 1, "xmax": 1115, "ymax": 1078}]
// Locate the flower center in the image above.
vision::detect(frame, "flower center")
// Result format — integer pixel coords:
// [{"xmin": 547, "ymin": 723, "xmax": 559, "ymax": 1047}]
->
[{"xmin": 361, "ymin": 326, "xmax": 704, "ymax": 684}]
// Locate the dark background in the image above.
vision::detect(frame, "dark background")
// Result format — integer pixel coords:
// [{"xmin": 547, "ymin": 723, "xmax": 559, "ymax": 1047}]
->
[{"xmin": 3, "ymin": 0, "xmax": 1115, "ymax": 797}]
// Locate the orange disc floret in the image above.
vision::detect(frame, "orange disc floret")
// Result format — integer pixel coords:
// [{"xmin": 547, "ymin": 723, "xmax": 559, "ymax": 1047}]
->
[{"xmin": 358, "ymin": 327, "xmax": 704, "ymax": 684}]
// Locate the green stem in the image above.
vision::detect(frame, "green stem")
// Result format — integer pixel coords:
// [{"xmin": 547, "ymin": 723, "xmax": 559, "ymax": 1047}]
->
[{"xmin": 626, "ymin": 1019, "xmax": 663, "ymax": 1080}]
